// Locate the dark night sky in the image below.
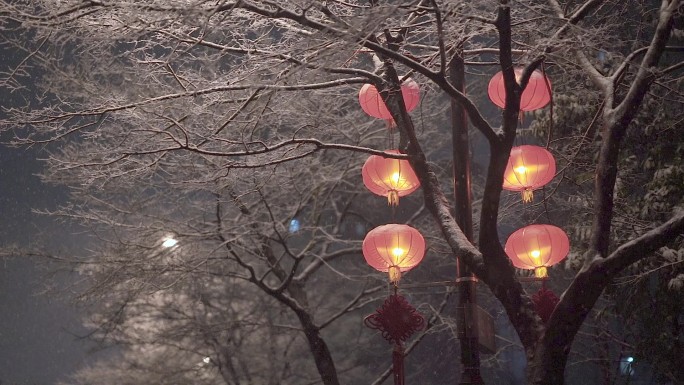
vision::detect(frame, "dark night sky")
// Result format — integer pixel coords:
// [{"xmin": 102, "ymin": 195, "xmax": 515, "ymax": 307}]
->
[
  {"xmin": 0, "ymin": 42, "xmax": 95, "ymax": 384},
  {"xmin": 0, "ymin": 144, "xmax": 95, "ymax": 385}
]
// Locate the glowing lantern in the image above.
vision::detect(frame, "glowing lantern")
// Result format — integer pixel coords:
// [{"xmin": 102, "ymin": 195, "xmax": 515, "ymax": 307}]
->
[
  {"xmin": 504, "ymin": 224, "xmax": 569, "ymax": 278},
  {"xmin": 362, "ymin": 150, "xmax": 420, "ymax": 206},
  {"xmin": 487, "ymin": 68, "xmax": 551, "ymax": 112},
  {"xmin": 358, "ymin": 79, "xmax": 420, "ymax": 123},
  {"xmin": 362, "ymin": 224, "xmax": 426, "ymax": 283},
  {"xmin": 502, "ymin": 145, "xmax": 556, "ymax": 203}
]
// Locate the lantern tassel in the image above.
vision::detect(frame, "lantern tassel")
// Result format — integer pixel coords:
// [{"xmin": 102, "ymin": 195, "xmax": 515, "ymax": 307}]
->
[
  {"xmin": 388, "ymin": 266, "xmax": 402, "ymax": 283},
  {"xmin": 534, "ymin": 266, "xmax": 548, "ymax": 278},
  {"xmin": 392, "ymin": 343, "xmax": 405, "ymax": 385},
  {"xmin": 387, "ymin": 190, "xmax": 400, "ymax": 207},
  {"xmin": 522, "ymin": 189, "xmax": 534, "ymax": 203}
]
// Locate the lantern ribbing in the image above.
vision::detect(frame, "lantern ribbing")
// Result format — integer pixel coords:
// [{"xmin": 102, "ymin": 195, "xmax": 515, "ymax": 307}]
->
[
  {"xmin": 362, "ymin": 224, "xmax": 425, "ymax": 283},
  {"xmin": 504, "ymin": 224, "xmax": 570, "ymax": 278},
  {"xmin": 362, "ymin": 150, "xmax": 420, "ymax": 207},
  {"xmin": 487, "ymin": 68, "xmax": 552, "ymax": 112},
  {"xmin": 358, "ymin": 79, "xmax": 420, "ymax": 125},
  {"xmin": 502, "ymin": 145, "xmax": 557, "ymax": 203}
]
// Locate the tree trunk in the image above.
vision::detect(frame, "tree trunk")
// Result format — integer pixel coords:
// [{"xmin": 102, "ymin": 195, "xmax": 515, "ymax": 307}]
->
[
  {"xmin": 527, "ymin": 263, "xmax": 606, "ymax": 384},
  {"xmin": 293, "ymin": 307, "xmax": 341, "ymax": 385}
]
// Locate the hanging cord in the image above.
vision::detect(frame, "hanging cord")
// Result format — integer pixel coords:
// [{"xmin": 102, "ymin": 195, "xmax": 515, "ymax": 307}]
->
[
  {"xmin": 515, "ymin": 115, "xmax": 524, "ymax": 147},
  {"xmin": 515, "ymin": 90, "xmax": 526, "ymax": 147},
  {"xmin": 541, "ymin": 185, "xmax": 552, "ymax": 223}
]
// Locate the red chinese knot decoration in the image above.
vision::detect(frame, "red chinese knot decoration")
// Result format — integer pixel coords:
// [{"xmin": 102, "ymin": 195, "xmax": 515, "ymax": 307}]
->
[
  {"xmin": 362, "ymin": 150, "xmax": 420, "ymax": 206},
  {"xmin": 532, "ymin": 286, "xmax": 560, "ymax": 323},
  {"xmin": 365, "ymin": 294, "xmax": 425, "ymax": 385},
  {"xmin": 502, "ymin": 145, "xmax": 556, "ymax": 203},
  {"xmin": 364, "ymin": 294, "xmax": 426, "ymax": 344},
  {"xmin": 362, "ymin": 224, "xmax": 425, "ymax": 283},
  {"xmin": 358, "ymin": 79, "xmax": 420, "ymax": 123},
  {"xmin": 487, "ymin": 68, "xmax": 551, "ymax": 112},
  {"xmin": 504, "ymin": 224, "xmax": 570, "ymax": 278}
]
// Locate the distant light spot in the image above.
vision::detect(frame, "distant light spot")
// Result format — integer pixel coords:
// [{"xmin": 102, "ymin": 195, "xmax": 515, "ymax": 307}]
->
[
  {"xmin": 203, "ymin": 357, "xmax": 211, "ymax": 364},
  {"xmin": 597, "ymin": 51, "xmax": 607, "ymax": 62},
  {"xmin": 162, "ymin": 238, "xmax": 178, "ymax": 248},
  {"xmin": 289, "ymin": 219, "xmax": 300, "ymax": 233},
  {"xmin": 620, "ymin": 356, "xmax": 635, "ymax": 376}
]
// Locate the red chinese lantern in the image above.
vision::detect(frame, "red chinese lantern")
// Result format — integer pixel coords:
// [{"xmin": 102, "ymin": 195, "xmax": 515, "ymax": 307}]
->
[
  {"xmin": 362, "ymin": 224, "xmax": 426, "ymax": 283},
  {"xmin": 358, "ymin": 78, "xmax": 420, "ymax": 123},
  {"xmin": 504, "ymin": 224, "xmax": 569, "ymax": 278},
  {"xmin": 362, "ymin": 150, "xmax": 420, "ymax": 206},
  {"xmin": 487, "ymin": 68, "xmax": 551, "ymax": 112},
  {"xmin": 502, "ymin": 145, "xmax": 556, "ymax": 203}
]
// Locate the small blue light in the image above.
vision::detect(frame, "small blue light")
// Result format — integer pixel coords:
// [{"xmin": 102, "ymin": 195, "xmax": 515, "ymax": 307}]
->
[
  {"xmin": 597, "ymin": 51, "xmax": 607, "ymax": 62},
  {"xmin": 620, "ymin": 356, "xmax": 635, "ymax": 376},
  {"xmin": 289, "ymin": 219, "xmax": 300, "ymax": 233}
]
